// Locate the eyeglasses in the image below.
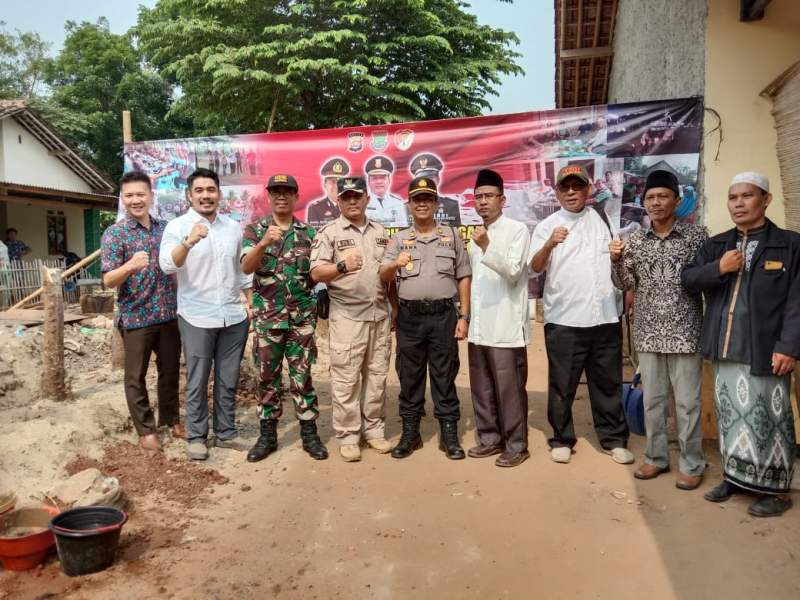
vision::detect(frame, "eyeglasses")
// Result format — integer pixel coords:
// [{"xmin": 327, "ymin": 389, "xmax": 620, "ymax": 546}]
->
[
  {"xmin": 268, "ymin": 188, "xmax": 296, "ymax": 197},
  {"xmin": 473, "ymin": 193, "xmax": 501, "ymax": 201},
  {"xmin": 557, "ymin": 181, "xmax": 587, "ymax": 192}
]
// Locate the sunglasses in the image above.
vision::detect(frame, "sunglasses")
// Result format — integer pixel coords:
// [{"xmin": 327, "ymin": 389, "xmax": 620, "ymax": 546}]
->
[{"xmin": 557, "ymin": 180, "xmax": 588, "ymax": 192}]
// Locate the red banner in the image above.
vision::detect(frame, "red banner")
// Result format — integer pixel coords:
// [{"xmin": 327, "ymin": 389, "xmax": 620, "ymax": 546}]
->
[{"xmin": 124, "ymin": 97, "xmax": 703, "ymax": 245}]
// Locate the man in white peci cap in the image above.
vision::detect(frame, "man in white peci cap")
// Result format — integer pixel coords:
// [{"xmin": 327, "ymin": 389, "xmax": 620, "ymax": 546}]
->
[{"xmin": 682, "ymin": 171, "xmax": 800, "ymax": 518}]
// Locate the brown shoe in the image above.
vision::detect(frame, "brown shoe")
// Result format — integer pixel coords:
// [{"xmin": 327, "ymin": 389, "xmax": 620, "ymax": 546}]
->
[
  {"xmin": 676, "ymin": 472, "xmax": 703, "ymax": 491},
  {"xmin": 634, "ymin": 463, "xmax": 669, "ymax": 480},
  {"xmin": 467, "ymin": 445, "xmax": 503, "ymax": 459},
  {"xmin": 495, "ymin": 451, "xmax": 530, "ymax": 468},
  {"xmin": 170, "ymin": 423, "xmax": 186, "ymax": 439},
  {"xmin": 139, "ymin": 433, "xmax": 161, "ymax": 452}
]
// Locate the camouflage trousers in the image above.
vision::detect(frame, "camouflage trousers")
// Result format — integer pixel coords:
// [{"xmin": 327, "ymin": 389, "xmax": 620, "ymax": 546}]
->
[{"xmin": 253, "ymin": 318, "xmax": 318, "ymax": 421}]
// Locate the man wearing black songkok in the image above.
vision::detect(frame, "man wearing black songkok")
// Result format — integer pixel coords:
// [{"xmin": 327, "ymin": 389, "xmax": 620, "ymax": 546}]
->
[{"xmin": 466, "ymin": 169, "xmax": 532, "ymax": 467}]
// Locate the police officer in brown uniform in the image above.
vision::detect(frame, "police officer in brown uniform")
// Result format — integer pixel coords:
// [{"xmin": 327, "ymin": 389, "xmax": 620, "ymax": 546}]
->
[
  {"xmin": 310, "ymin": 177, "xmax": 395, "ymax": 462},
  {"xmin": 306, "ymin": 157, "xmax": 350, "ymax": 228},
  {"xmin": 380, "ymin": 176, "xmax": 471, "ymax": 459},
  {"xmin": 408, "ymin": 152, "xmax": 462, "ymax": 227}
]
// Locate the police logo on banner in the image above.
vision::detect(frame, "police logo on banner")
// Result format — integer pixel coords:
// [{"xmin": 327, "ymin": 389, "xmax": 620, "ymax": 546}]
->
[
  {"xmin": 370, "ymin": 131, "xmax": 389, "ymax": 152},
  {"xmin": 394, "ymin": 129, "xmax": 414, "ymax": 151},
  {"xmin": 348, "ymin": 132, "xmax": 364, "ymax": 153}
]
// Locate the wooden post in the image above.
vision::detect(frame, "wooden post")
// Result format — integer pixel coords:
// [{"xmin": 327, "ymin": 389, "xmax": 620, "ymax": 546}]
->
[
  {"xmin": 110, "ymin": 110, "xmax": 133, "ymax": 370},
  {"xmin": 40, "ymin": 266, "xmax": 67, "ymax": 401},
  {"xmin": 122, "ymin": 110, "xmax": 132, "ymax": 144}
]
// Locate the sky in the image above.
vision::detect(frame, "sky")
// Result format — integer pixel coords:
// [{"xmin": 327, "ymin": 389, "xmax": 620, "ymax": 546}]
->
[{"xmin": 1, "ymin": 0, "xmax": 555, "ymax": 115}]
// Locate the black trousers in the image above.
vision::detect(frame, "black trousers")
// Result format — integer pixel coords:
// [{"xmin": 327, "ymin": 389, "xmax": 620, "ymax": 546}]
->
[
  {"xmin": 544, "ymin": 322, "xmax": 628, "ymax": 450},
  {"xmin": 468, "ymin": 343, "xmax": 528, "ymax": 453},
  {"xmin": 395, "ymin": 304, "xmax": 460, "ymax": 421},
  {"xmin": 121, "ymin": 319, "xmax": 181, "ymax": 436}
]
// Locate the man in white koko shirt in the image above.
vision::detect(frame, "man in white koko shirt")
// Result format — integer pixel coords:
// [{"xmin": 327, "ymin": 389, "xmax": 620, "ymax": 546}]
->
[{"xmin": 530, "ymin": 164, "xmax": 632, "ymax": 466}]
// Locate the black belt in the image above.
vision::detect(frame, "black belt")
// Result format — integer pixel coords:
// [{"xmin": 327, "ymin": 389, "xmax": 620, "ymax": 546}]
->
[{"xmin": 399, "ymin": 299, "xmax": 453, "ymax": 315}]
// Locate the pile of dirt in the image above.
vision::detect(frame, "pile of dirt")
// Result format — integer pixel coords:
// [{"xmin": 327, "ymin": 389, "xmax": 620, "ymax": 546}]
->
[
  {"xmin": 66, "ymin": 441, "xmax": 229, "ymax": 509},
  {"xmin": 0, "ymin": 322, "xmax": 113, "ymax": 409}
]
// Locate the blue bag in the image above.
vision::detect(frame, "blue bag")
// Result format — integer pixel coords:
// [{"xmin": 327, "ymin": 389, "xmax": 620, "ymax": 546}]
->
[{"xmin": 621, "ymin": 372, "xmax": 646, "ymax": 436}]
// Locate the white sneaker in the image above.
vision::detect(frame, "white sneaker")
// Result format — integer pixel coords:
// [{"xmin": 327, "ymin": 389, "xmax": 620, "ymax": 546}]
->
[
  {"xmin": 550, "ymin": 447, "xmax": 572, "ymax": 463},
  {"xmin": 339, "ymin": 444, "xmax": 361, "ymax": 462},
  {"xmin": 610, "ymin": 447, "xmax": 634, "ymax": 464}
]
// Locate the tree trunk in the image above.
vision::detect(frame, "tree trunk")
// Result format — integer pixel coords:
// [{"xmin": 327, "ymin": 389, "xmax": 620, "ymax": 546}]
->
[
  {"xmin": 40, "ymin": 266, "xmax": 67, "ymax": 401},
  {"xmin": 267, "ymin": 94, "xmax": 280, "ymax": 133}
]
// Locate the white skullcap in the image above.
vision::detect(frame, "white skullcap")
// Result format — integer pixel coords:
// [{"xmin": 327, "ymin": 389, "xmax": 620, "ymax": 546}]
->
[{"xmin": 730, "ymin": 171, "xmax": 770, "ymax": 193}]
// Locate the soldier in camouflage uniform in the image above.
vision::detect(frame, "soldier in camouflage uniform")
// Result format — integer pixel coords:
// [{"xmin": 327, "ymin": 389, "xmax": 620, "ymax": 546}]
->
[{"xmin": 240, "ymin": 174, "xmax": 328, "ymax": 461}]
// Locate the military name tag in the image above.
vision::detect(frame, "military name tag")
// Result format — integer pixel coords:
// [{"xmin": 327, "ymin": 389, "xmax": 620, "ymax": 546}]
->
[{"xmin": 764, "ymin": 260, "xmax": 783, "ymax": 270}]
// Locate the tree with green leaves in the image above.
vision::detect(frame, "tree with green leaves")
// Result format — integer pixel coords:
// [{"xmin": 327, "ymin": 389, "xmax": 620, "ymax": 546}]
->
[
  {"xmin": 37, "ymin": 18, "xmax": 191, "ymax": 181},
  {"xmin": 0, "ymin": 22, "xmax": 50, "ymax": 99},
  {"xmin": 137, "ymin": 0, "xmax": 523, "ymax": 135}
]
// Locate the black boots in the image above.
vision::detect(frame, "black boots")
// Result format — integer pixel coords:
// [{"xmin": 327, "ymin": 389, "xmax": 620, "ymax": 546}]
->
[
  {"xmin": 391, "ymin": 417, "xmax": 423, "ymax": 458},
  {"xmin": 247, "ymin": 419, "xmax": 278, "ymax": 463},
  {"xmin": 247, "ymin": 420, "xmax": 329, "ymax": 462},
  {"xmin": 300, "ymin": 420, "xmax": 329, "ymax": 460},
  {"xmin": 439, "ymin": 420, "xmax": 465, "ymax": 460}
]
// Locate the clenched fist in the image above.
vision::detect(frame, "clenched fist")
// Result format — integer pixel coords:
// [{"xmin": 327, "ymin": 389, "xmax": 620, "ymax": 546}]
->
[
  {"xmin": 471, "ymin": 226, "xmax": 489, "ymax": 251},
  {"xmin": 547, "ymin": 226, "xmax": 568, "ymax": 249},
  {"xmin": 719, "ymin": 249, "xmax": 743, "ymax": 275},
  {"xmin": 260, "ymin": 224, "xmax": 283, "ymax": 247},
  {"xmin": 188, "ymin": 223, "xmax": 209, "ymax": 245},
  {"xmin": 344, "ymin": 251, "xmax": 363, "ymax": 272},
  {"xmin": 127, "ymin": 251, "xmax": 149, "ymax": 273},
  {"xmin": 609, "ymin": 239, "xmax": 625, "ymax": 262},
  {"xmin": 395, "ymin": 251, "xmax": 412, "ymax": 268}
]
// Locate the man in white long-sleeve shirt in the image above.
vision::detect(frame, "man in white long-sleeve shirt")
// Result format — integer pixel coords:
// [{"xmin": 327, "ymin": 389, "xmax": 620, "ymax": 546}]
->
[
  {"xmin": 530, "ymin": 164, "xmax": 632, "ymax": 466},
  {"xmin": 160, "ymin": 168, "xmax": 253, "ymax": 461},
  {"xmin": 467, "ymin": 169, "xmax": 532, "ymax": 468}
]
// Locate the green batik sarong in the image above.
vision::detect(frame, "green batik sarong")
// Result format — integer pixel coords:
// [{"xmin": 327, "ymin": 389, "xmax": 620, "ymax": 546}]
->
[{"xmin": 714, "ymin": 361, "xmax": 796, "ymax": 494}]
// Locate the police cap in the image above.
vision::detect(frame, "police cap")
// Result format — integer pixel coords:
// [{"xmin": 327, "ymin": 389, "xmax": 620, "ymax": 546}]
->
[
  {"xmin": 408, "ymin": 176, "xmax": 438, "ymax": 199},
  {"xmin": 320, "ymin": 157, "xmax": 350, "ymax": 178}
]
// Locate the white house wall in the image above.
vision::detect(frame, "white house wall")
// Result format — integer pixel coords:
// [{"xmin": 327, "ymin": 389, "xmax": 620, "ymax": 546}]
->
[{"xmin": 0, "ymin": 117, "xmax": 94, "ymax": 193}]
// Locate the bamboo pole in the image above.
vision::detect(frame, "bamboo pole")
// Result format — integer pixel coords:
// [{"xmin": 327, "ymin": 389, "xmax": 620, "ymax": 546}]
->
[
  {"xmin": 9, "ymin": 249, "xmax": 102, "ymax": 310},
  {"xmin": 40, "ymin": 266, "xmax": 67, "ymax": 401}
]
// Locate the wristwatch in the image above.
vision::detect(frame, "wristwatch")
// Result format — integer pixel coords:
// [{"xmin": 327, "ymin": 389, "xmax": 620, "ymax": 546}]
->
[
  {"xmin": 458, "ymin": 314, "xmax": 470, "ymax": 323},
  {"xmin": 181, "ymin": 236, "xmax": 195, "ymax": 250},
  {"xmin": 336, "ymin": 260, "xmax": 347, "ymax": 274}
]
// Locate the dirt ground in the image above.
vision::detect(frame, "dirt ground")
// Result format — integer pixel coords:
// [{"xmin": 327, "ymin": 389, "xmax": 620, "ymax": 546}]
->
[{"xmin": 1, "ymin": 322, "xmax": 799, "ymax": 600}]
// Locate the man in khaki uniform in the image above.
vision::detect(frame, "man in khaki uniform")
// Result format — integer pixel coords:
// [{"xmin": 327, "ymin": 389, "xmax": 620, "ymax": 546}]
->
[
  {"xmin": 310, "ymin": 177, "xmax": 394, "ymax": 462},
  {"xmin": 380, "ymin": 176, "xmax": 471, "ymax": 460}
]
